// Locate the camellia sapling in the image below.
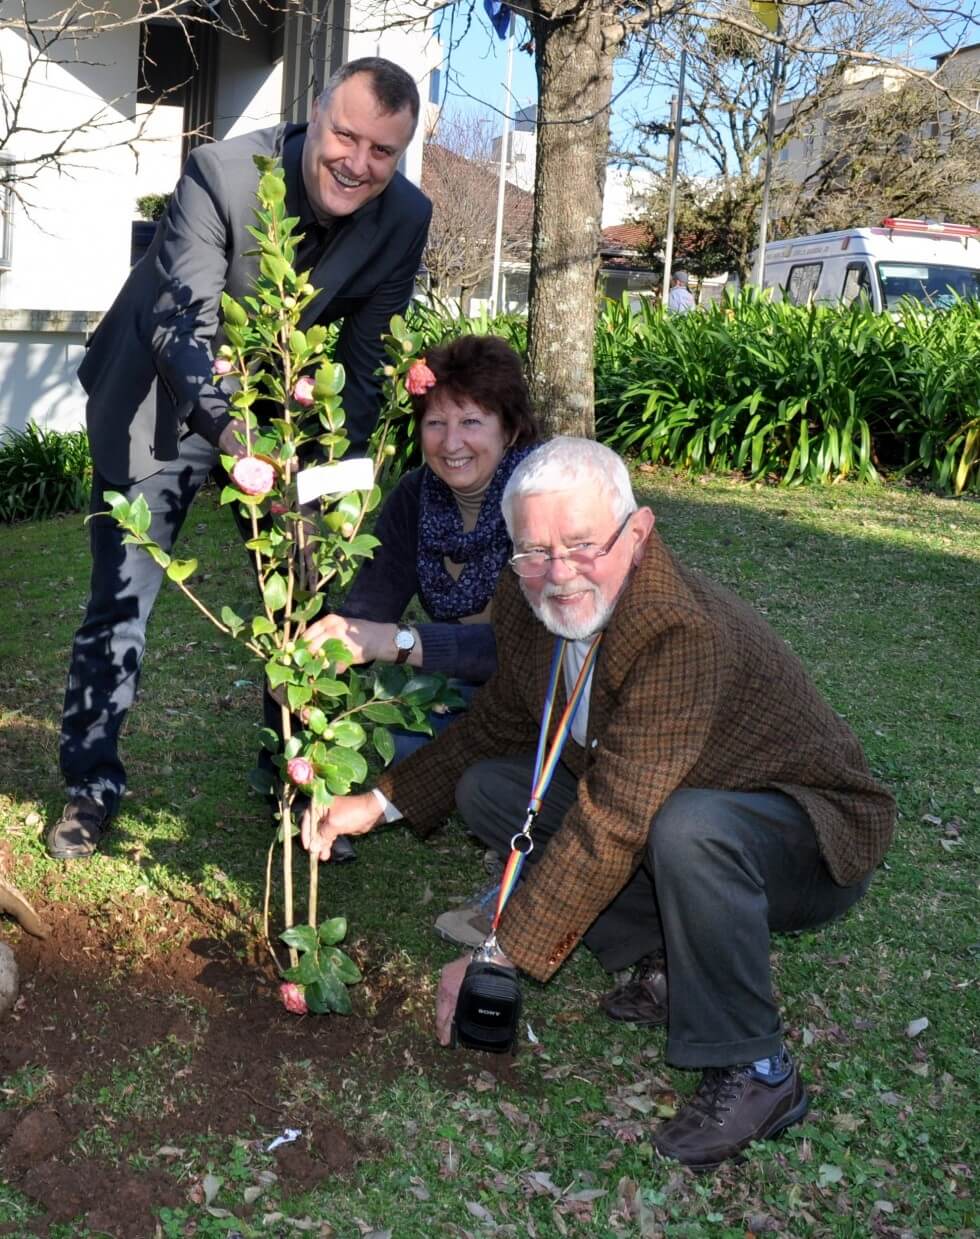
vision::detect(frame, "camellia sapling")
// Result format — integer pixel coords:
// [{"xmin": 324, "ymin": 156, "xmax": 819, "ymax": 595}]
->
[{"xmin": 103, "ymin": 157, "xmax": 462, "ymax": 1016}]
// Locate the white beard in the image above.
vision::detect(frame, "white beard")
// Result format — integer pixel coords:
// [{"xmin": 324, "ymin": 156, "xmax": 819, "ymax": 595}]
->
[{"xmin": 523, "ymin": 581, "xmax": 617, "ymax": 640}]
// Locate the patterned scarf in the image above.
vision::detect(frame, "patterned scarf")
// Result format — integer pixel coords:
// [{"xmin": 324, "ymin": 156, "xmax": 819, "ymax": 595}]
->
[{"xmin": 417, "ymin": 446, "xmax": 533, "ymax": 621}]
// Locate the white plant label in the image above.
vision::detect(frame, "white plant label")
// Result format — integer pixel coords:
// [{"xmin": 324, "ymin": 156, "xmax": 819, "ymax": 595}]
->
[{"xmin": 296, "ymin": 457, "xmax": 375, "ymax": 506}]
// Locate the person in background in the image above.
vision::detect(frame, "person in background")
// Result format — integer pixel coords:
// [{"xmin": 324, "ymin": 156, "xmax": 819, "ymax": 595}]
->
[{"xmin": 667, "ymin": 270, "xmax": 696, "ymax": 313}]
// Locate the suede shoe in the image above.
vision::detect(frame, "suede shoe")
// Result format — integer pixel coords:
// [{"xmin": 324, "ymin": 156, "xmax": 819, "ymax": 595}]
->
[
  {"xmin": 599, "ymin": 954, "xmax": 669, "ymax": 1026},
  {"xmin": 434, "ymin": 883, "xmax": 499, "ymax": 949},
  {"xmin": 652, "ymin": 1053, "xmax": 809, "ymax": 1169},
  {"xmin": 45, "ymin": 796, "xmax": 113, "ymax": 861}
]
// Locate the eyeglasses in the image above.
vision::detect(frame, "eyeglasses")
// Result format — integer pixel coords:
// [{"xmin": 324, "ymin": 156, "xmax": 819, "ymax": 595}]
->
[{"xmin": 509, "ymin": 514, "xmax": 633, "ymax": 579}]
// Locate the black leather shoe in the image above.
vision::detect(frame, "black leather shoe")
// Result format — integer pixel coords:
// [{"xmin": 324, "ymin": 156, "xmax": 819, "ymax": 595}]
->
[
  {"xmin": 653, "ymin": 1054, "xmax": 809, "ymax": 1169},
  {"xmin": 45, "ymin": 796, "xmax": 113, "ymax": 861},
  {"xmin": 599, "ymin": 955, "xmax": 669, "ymax": 1025},
  {"xmin": 330, "ymin": 834, "xmax": 357, "ymax": 864}
]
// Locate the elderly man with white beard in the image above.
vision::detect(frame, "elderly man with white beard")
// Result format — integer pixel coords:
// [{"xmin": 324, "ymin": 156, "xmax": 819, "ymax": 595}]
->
[{"xmin": 301, "ymin": 436, "xmax": 895, "ymax": 1169}]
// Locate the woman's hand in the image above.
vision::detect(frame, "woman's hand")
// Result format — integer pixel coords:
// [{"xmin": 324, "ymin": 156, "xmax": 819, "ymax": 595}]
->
[
  {"xmin": 304, "ymin": 613, "xmax": 395, "ymax": 665},
  {"xmin": 300, "ymin": 792, "xmax": 384, "ymax": 861}
]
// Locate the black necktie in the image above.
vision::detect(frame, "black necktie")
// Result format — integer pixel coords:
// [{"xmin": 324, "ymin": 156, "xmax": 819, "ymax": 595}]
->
[{"xmin": 294, "ymin": 220, "xmax": 327, "ymax": 278}]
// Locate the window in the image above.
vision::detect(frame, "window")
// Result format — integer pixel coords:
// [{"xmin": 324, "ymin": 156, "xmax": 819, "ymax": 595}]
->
[
  {"xmin": 428, "ymin": 67, "xmax": 442, "ymax": 105},
  {"xmin": 841, "ymin": 262, "xmax": 872, "ymax": 307},
  {"xmin": 876, "ymin": 261, "xmax": 980, "ymax": 310},
  {"xmin": 785, "ymin": 262, "xmax": 822, "ymax": 305},
  {"xmin": 0, "ymin": 156, "xmax": 12, "ymax": 271}
]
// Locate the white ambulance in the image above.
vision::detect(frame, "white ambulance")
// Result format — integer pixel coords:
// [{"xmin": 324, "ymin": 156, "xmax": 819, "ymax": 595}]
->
[{"xmin": 760, "ymin": 218, "xmax": 980, "ymax": 311}]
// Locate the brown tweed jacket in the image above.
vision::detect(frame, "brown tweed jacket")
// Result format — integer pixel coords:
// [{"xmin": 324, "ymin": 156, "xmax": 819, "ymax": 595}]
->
[{"xmin": 377, "ymin": 529, "xmax": 896, "ymax": 982}]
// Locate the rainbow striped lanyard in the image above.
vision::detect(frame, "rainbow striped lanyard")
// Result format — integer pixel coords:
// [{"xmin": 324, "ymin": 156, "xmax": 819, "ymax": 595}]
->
[{"xmin": 490, "ymin": 632, "xmax": 603, "ymax": 935}]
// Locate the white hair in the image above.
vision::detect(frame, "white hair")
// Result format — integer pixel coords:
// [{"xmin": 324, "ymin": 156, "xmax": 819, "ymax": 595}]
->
[{"xmin": 501, "ymin": 436, "xmax": 637, "ymax": 537}]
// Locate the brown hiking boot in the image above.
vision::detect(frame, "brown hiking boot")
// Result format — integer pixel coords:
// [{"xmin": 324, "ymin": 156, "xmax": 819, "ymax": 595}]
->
[
  {"xmin": 599, "ymin": 955, "xmax": 669, "ymax": 1026},
  {"xmin": 653, "ymin": 1054, "xmax": 809, "ymax": 1169},
  {"xmin": 45, "ymin": 796, "xmax": 112, "ymax": 861}
]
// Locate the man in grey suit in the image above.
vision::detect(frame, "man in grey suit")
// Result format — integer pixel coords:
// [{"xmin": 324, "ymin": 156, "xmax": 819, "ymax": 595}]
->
[{"xmin": 47, "ymin": 57, "xmax": 431, "ymax": 860}]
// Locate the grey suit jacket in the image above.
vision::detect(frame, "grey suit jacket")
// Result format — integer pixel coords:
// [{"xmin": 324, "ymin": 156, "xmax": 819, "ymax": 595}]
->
[{"xmin": 79, "ymin": 123, "xmax": 431, "ymax": 485}]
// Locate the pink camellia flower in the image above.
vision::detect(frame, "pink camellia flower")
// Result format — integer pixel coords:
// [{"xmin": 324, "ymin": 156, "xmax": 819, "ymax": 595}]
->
[
  {"xmin": 405, "ymin": 359, "xmax": 437, "ymax": 397},
  {"xmin": 293, "ymin": 375, "xmax": 315, "ymax": 407},
  {"xmin": 213, "ymin": 357, "xmax": 234, "ymax": 376},
  {"xmin": 269, "ymin": 501, "xmax": 288, "ymax": 516},
  {"xmin": 231, "ymin": 455, "xmax": 276, "ymax": 497},
  {"xmin": 280, "ymin": 982, "xmax": 308, "ymax": 1015},
  {"xmin": 286, "ymin": 756, "xmax": 315, "ymax": 786}
]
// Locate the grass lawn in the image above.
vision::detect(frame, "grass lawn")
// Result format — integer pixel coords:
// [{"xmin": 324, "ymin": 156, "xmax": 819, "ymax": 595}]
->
[{"xmin": 0, "ymin": 469, "xmax": 977, "ymax": 1238}]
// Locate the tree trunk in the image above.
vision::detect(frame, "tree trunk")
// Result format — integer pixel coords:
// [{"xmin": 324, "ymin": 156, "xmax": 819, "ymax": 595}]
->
[{"xmin": 526, "ymin": 2, "xmax": 615, "ymax": 438}]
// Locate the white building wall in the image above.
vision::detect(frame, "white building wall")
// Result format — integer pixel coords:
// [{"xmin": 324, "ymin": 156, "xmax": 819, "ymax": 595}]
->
[
  {"xmin": 0, "ymin": 0, "xmax": 436, "ymax": 436},
  {"xmin": 346, "ymin": 2, "xmax": 441, "ymax": 188},
  {"xmin": 0, "ymin": 8, "xmax": 141, "ymax": 313},
  {"xmin": 214, "ymin": 17, "xmax": 284, "ymax": 140}
]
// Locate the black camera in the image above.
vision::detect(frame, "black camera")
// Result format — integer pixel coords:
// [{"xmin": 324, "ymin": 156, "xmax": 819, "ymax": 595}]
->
[{"xmin": 451, "ymin": 959, "xmax": 522, "ymax": 1054}]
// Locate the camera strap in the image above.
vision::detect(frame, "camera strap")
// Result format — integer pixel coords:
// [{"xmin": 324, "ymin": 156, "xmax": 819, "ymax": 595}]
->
[{"xmin": 489, "ymin": 632, "xmax": 603, "ymax": 935}]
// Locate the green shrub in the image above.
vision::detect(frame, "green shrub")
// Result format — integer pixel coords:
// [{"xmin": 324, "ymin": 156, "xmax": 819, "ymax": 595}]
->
[
  {"xmin": 595, "ymin": 293, "xmax": 980, "ymax": 493},
  {"xmin": 0, "ymin": 423, "xmax": 92, "ymax": 522},
  {"xmin": 135, "ymin": 192, "xmax": 170, "ymax": 222}
]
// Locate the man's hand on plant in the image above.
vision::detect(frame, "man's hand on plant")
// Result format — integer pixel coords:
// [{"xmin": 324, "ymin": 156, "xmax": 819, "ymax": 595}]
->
[
  {"xmin": 217, "ymin": 417, "xmax": 249, "ymax": 460},
  {"xmin": 305, "ymin": 614, "xmax": 412, "ymax": 666},
  {"xmin": 301, "ymin": 792, "xmax": 383, "ymax": 861}
]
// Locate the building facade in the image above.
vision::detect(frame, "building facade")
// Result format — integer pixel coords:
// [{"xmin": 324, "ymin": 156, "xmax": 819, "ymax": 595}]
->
[{"xmin": 0, "ymin": 0, "xmax": 439, "ymax": 437}]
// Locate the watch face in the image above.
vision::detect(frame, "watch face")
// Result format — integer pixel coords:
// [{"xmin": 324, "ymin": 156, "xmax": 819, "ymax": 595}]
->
[{"xmin": 395, "ymin": 627, "xmax": 415, "ymax": 650}]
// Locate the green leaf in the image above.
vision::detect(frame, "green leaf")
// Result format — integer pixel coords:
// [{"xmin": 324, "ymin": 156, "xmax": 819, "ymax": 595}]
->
[
  {"xmin": 263, "ymin": 572, "xmax": 288, "ymax": 612},
  {"xmin": 257, "ymin": 727, "xmax": 280, "ymax": 753},
  {"xmin": 165, "ymin": 558, "xmax": 198, "ymax": 583},
  {"xmin": 399, "ymin": 674, "xmax": 442, "ymax": 707},
  {"xmin": 305, "ymin": 972, "xmax": 352, "ymax": 1015},
  {"xmin": 258, "ymin": 171, "xmax": 287, "ymax": 204},
  {"xmin": 317, "ymin": 917, "xmax": 348, "ymax": 946},
  {"xmin": 283, "ymin": 734, "xmax": 303, "ymax": 760},
  {"xmin": 220, "ymin": 605, "xmax": 244, "ymax": 637},
  {"xmin": 362, "ymin": 702, "xmax": 405, "ymax": 725},
  {"xmin": 221, "ymin": 292, "xmax": 249, "ymax": 327},
  {"xmin": 373, "ymin": 727, "xmax": 395, "ymax": 765},
  {"xmin": 312, "ymin": 677, "xmax": 347, "ymax": 699},
  {"xmin": 282, "ymin": 953, "xmax": 321, "ymax": 985},
  {"xmin": 287, "ymin": 682, "xmax": 312, "ymax": 712},
  {"xmin": 252, "ymin": 615, "xmax": 277, "ymax": 637},
  {"xmin": 129, "ymin": 493, "xmax": 152, "ymax": 536},
  {"xmin": 145, "ymin": 544, "xmax": 172, "ymax": 570},
  {"xmin": 330, "ymin": 719, "xmax": 366, "ymax": 749},
  {"xmin": 322, "ymin": 946, "xmax": 361, "ymax": 984},
  {"xmin": 265, "ymin": 660, "xmax": 293, "ymax": 689},
  {"xmin": 323, "ymin": 745, "xmax": 368, "ymax": 790},
  {"xmin": 260, "ymin": 252, "xmax": 290, "ymax": 285},
  {"xmin": 314, "ymin": 361, "xmax": 345, "ymax": 398},
  {"xmin": 317, "ymin": 638, "xmax": 355, "ymax": 667},
  {"xmin": 102, "ymin": 490, "xmax": 132, "ymax": 523},
  {"xmin": 305, "ymin": 707, "xmax": 328, "ymax": 735},
  {"xmin": 279, "ymin": 923, "xmax": 318, "ymax": 954}
]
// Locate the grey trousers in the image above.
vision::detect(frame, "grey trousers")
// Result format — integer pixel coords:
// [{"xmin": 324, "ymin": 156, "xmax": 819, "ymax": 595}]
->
[{"xmin": 455, "ymin": 755, "xmax": 872, "ymax": 1069}]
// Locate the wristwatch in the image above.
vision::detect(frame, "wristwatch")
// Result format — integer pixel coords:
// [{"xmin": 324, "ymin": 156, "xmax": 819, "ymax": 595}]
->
[{"xmin": 394, "ymin": 623, "xmax": 417, "ymax": 664}]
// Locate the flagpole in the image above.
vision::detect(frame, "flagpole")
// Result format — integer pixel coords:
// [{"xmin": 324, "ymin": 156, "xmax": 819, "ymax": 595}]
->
[
  {"xmin": 753, "ymin": 22, "xmax": 782, "ymax": 289},
  {"xmin": 490, "ymin": 12, "xmax": 516, "ymax": 316},
  {"xmin": 661, "ymin": 46, "xmax": 687, "ymax": 308}
]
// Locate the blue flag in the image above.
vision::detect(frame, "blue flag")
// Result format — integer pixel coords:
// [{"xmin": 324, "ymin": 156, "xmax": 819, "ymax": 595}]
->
[{"xmin": 483, "ymin": 0, "xmax": 511, "ymax": 39}]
